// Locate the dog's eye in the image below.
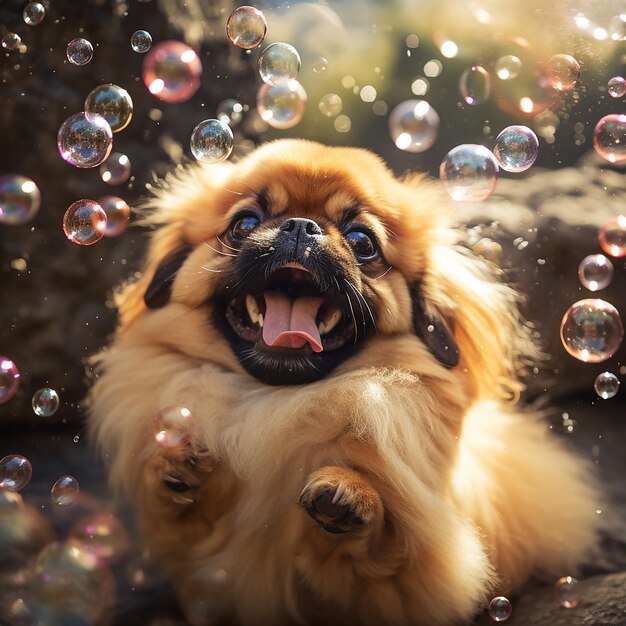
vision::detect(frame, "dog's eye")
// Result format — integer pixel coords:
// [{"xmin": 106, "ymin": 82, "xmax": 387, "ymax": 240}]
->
[
  {"xmin": 230, "ymin": 213, "xmax": 261, "ymax": 242},
  {"xmin": 345, "ymin": 229, "xmax": 378, "ymax": 261}
]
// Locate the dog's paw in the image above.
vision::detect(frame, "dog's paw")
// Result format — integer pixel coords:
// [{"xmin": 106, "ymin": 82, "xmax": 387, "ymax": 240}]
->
[{"xmin": 299, "ymin": 466, "xmax": 382, "ymax": 534}]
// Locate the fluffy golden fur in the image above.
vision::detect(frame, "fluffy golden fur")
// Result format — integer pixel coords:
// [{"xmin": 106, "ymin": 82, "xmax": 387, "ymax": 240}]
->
[{"xmin": 88, "ymin": 140, "xmax": 603, "ymax": 625}]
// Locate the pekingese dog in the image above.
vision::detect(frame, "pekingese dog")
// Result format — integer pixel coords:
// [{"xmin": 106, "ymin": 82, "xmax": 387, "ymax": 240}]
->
[{"xmin": 88, "ymin": 139, "xmax": 602, "ymax": 625}]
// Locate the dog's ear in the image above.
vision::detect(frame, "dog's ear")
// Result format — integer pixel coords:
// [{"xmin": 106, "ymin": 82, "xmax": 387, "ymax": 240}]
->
[
  {"xmin": 410, "ymin": 282, "xmax": 460, "ymax": 368},
  {"xmin": 144, "ymin": 243, "xmax": 192, "ymax": 309}
]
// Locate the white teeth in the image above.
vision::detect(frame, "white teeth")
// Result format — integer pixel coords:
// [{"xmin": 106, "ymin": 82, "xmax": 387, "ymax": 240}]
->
[
  {"xmin": 245, "ymin": 294, "xmax": 264, "ymax": 327},
  {"xmin": 318, "ymin": 308, "xmax": 342, "ymax": 335}
]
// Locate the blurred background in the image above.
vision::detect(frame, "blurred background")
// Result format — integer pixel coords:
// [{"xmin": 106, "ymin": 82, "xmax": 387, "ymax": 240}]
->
[{"xmin": 1, "ymin": 0, "xmax": 626, "ymax": 624}]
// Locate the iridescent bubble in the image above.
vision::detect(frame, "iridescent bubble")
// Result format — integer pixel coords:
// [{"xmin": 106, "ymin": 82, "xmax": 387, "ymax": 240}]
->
[
  {"xmin": 0, "ymin": 455, "xmax": 32, "ymax": 492},
  {"xmin": 319, "ymin": 93, "xmax": 342, "ymax": 118},
  {"xmin": 554, "ymin": 576, "xmax": 581, "ymax": 608},
  {"xmin": 154, "ymin": 406, "xmax": 193, "ymax": 448},
  {"xmin": 599, "ymin": 215, "xmax": 626, "ymax": 257},
  {"xmin": 493, "ymin": 125, "xmax": 539, "ymax": 173},
  {"xmin": 66, "ymin": 38, "xmax": 94, "ymax": 66},
  {"xmin": 560, "ymin": 299, "xmax": 624, "ymax": 363},
  {"xmin": 217, "ymin": 99, "xmax": 244, "ymax": 127},
  {"xmin": 0, "ymin": 174, "xmax": 41, "ymax": 225},
  {"xmin": 57, "ymin": 112, "xmax": 113, "ymax": 168},
  {"xmin": 63, "ymin": 199, "xmax": 107, "ymax": 246},
  {"xmin": 23, "ymin": 2, "xmax": 45, "ymax": 26},
  {"xmin": 226, "ymin": 6, "xmax": 267, "ymax": 50},
  {"xmin": 143, "ymin": 40, "xmax": 202, "ymax": 103},
  {"xmin": 100, "ymin": 152, "xmax": 131, "ymax": 185},
  {"xmin": 388, "ymin": 99, "xmax": 439, "ymax": 153},
  {"xmin": 258, "ymin": 42, "xmax": 301, "ymax": 87},
  {"xmin": 607, "ymin": 76, "xmax": 626, "ymax": 98},
  {"xmin": 1, "ymin": 33, "xmax": 21, "ymax": 51},
  {"xmin": 594, "ymin": 371, "xmax": 620, "ymax": 399},
  {"xmin": 98, "ymin": 195, "xmax": 130, "ymax": 237},
  {"xmin": 488, "ymin": 596, "xmax": 512, "ymax": 622},
  {"xmin": 545, "ymin": 54, "xmax": 580, "ymax": 91},
  {"xmin": 459, "ymin": 65, "xmax": 491, "ymax": 105},
  {"xmin": 85, "ymin": 83, "xmax": 133, "ymax": 133},
  {"xmin": 31, "ymin": 387, "xmax": 60, "ymax": 417},
  {"xmin": 495, "ymin": 55, "xmax": 521, "ymax": 80},
  {"xmin": 593, "ymin": 114, "xmax": 626, "ymax": 163},
  {"xmin": 131, "ymin": 29, "xmax": 152, "ymax": 53},
  {"xmin": 0, "ymin": 357, "xmax": 20, "ymax": 405},
  {"xmin": 578, "ymin": 254, "xmax": 614, "ymax": 291},
  {"xmin": 257, "ymin": 80, "xmax": 307, "ymax": 130},
  {"xmin": 190, "ymin": 119, "xmax": 234, "ymax": 163},
  {"xmin": 313, "ymin": 56, "xmax": 328, "ymax": 73},
  {"xmin": 69, "ymin": 514, "xmax": 130, "ymax": 567},
  {"xmin": 440, "ymin": 144, "xmax": 499, "ymax": 202},
  {"xmin": 51, "ymin": 476, "xmax": 79, "ymax": 507}
]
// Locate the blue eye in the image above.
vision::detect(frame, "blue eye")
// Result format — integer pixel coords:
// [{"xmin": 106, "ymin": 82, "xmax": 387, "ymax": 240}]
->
[
  {"xmin": 230, "ymin": 214, "xmax": 261, "ymax": 241},
  {"xmin": 345, "ymin": 229, "xmax": 378, "ymax": 261}
]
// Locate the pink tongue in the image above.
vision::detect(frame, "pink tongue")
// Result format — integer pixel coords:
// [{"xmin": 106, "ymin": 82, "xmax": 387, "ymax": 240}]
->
[{"xmin": 262, "ymin": 291, "xmax": 324, "ymax": 352}]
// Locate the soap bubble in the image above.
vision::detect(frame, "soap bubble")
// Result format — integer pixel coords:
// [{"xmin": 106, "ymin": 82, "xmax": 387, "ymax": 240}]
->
[
  {"xmin": 495, "ymin": 55, "xmax": 521, "ymax": 80},
  {"xmin": 493, "ymin": 125, "xmax": 539, "ymax": 173},
  {"xmin": 98, "ymin": 195, "xmax": 130, "ymax": 237},
  {"xmin": 560, "ymin": 299, "xmax": 623, "ymax": 363},
  {"xmin": 545, "ymin": 54, "xmax": 580, "ymax": 91},
  {"xmin": 69, "ymin": 514, "xmax": 130, "ymax": 566},
  {"xmin": 593, "ymin": 114, "xmax": 626, "ymax": 163},
  {"xmin": 258, "ymin": 42, "xmax": 301, "ymax": 86},
  {"xmin": 388, "ymin": 99, "xmax": 439, "ymax": 153},
  {"xmin": 154, "ymin": 406, "xmax": 193, "ymax": 448},
  {"xmin": 440, "ymin": 144, "xmax": 499, "ymax": 202},
  {"xmin": 0, "ymin": 357, "xmax": 20, "ymax": 405},
  {"xmin": 319, "ymin": 93, "xmax": 343, "ymax": 117},
  {"xmin": 51, "ymin": 476, "xmax": 80, "ymax": 507},
  {"xmin": 607, "ymin": 76, "xmax": 626, "ymax": 98},
  {"xmin": 488, "ymin": 596, "xmax": 512, "ymax": 622},
  {"xmin": 1, "ymin": 33, "xmax": 21, "ymax": 51},
  {"xmin": 0, "ymin": 455, "xmax": 32, "ymax": 492},
  {"xmin": 216, "ymin": 99, "xmax": 244, "ymax": 127},
  {"xmin": 66, "ymin": 38, "xmax": 94, "ymax": 66},
  {"xmin": 143, "ymin": 40, "xmax": 202, "ymax": 103},
  {"xmin": 131, "ymin": 29, "xmax": 152, "ymax": 53},
  {"xmin": 32, "ymin": 388, "xmax": 60, "ymax": 417},
  {"xmin": 594, "ymin": 371, "xmax": 620, "ymax": 399},
  {"xmin": 23, "ymin": 2, "xmax": 46, "ymax": 26},
  {"xmin": 226, "ymin": 6, "xmax": 267, "ymax": 49},
  {"xmin": 599, "ymin": 215, "xmax": 626, "ymax": 257},
  {"xmin": 63, "ymin": 199, "xmax": 107, "ymax": 246},
  {"xmin": 100, "ymin": 152, "xmax": 131, "ymax": 185},
  {"xmin": 57, "ymin": 112, "xmax": 113, "ymax": 168},
  {"xmin": 85, "ymin": 83, "xmax": 133, "ymax": 133},
  {"xmin": 554, "ymin": 576, "xmax": 581, "ymax": 608},
  {"xmin": 191, "ymin": 119, "xmax": 234, "ymax": 163},
  {"xmin": 257, "ymin": 80, "xmax": 307, "ymax": 130},
  {"xmin": 578, "ymin": 254, "xmax": 614, "ymax": 291},
  {"xmin": 459, "ymin": 65, "xmax": 491, "ymax": 105},
  {"xmin": 0, "ymin": 174, "xmax": 41, "ymax": 225},
  {"xmin": 313, "ymin": 56, "xmax": 328, "ymax": 73}
]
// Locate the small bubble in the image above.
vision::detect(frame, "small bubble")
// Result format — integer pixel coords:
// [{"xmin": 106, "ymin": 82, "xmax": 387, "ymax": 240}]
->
[
  {"xmin": 63, "ymin": 199, "xmax": 107, "ymax": 246},
  {"xmin": 66, "ymin": 38, "xmax": 94, "ymax": 66},
  {"xmin": 57, "ymin": 112, "xmax": 113, "ymax": 168},
  {"xmin": 594, "ymin": 371, "xmax": 620, "ymax": 399},
  {"xmin": 0, "ymin": 357, "xmax": 20, "ymax": 404},
  {"xmin": 131, "ymin": 30, "xmax": 152, "ymax": 53},
  {"xmin": 85, "ymin": 83, "xmax": 133, "ymax": 133},
  {"xmin": 599, "ymin": 215, "xmax": 626, "ymax": 258},
  {"xmin": 258, "ymin": 42, "xmax": 301, "ymax": 87},
  {"xmin": 73, "ymin": 436, "xmax": 80, "ymax": 443},
  {"xmin": 440, "ymin": 144, "xmax": 499, "ymax": 202},
  {"xmin": 318, "ymin": 93, "xmax": 342, "ymax": 117},
  {"xmin": 460, "ymin": 65, "xmax": 491, "ymax": 105},
  {"xmin": 578, "ymin": 254, "xmax": 614, "ymax": 291},
  {"xmin": 488, "ymin": 596, "xmax": 512, "ymax": 622},
  {"xmin": 388, "ymin": 100, "xmax": 439, "ymax": 153},
  {"xmin": 554, "ymin": 576, "xmax": 581, "ymax": 608},
  {"xmin": 23, "ymin": 2, "xmax": 46, "ymax": 26},
  {"xmin": 1, "ymin": 33, "xmax": 22, "ymax": 51},
  {"xmin": 493, "ymin": 125, "xmax": 539, "ymax": 173},
  {"xmin": 334, "ymin": 114, "xmax": 351, "ymax": 133},
  {"xmin": 607, "ymin": 76, "xmax": 626, "ymax": 98},
  {"xmin": 32, "ymin": 388, "xmax": 60, "ymax": 417},
  {"xmin": 100, "ymin": 152, "xmax": 131, "ymax": 185},
  {"xmin": 495, "ymin": 55, "xmax": 521, "ymax": 80},
  {"xmin": 216, "ymin": 99, "xmax": 244, "ymax": 127},
  {"xmin": 545, "ymin": 54, "xmax": 580, "ymax": 91},
  {"xmin": 256, "ymin": 81, "xmax": 307, "ymax": 130},
  {"xmin": 190, "ymin": 119, "xmax": 234, "ymax": 163},
  {"xmin": 51, "ymin": 475, "xmax": 80, "ymax": 507},
  {"xmin": 0, "ymin": 174, "xmax": 41, "ymax": 225},
  {"xmin": 226, "ymin": 6, "xmax": 267, "ymax": 49},
  {"xmin": 98, "ymin": 196, "xmax": 130, "ymax": 237},
  {"xmin": 154, "ymin": 407, "xmax": 193, "ymax": 448},
  {"xmin": 593, "ymin": 114, "xmax": 626, "ymax": 163},
  {"xmin": 312, "ymin": 56, "xmax": 328, "ymax": 73},
  {"xmin": 0, "ymin": 454, "xmax": 32, "ymax": 491}
]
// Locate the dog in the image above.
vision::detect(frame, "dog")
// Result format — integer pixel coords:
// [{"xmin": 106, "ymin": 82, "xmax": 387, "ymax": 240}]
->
[{"xmin": 88, "ymin": 139, "xmax": 603, "ymax": 625}]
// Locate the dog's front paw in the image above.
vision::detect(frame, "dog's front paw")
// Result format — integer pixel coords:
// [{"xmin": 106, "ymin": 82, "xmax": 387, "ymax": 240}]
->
[{"xmin": 299, "ymin": 466, "xmax": 382, "ymax": 534}]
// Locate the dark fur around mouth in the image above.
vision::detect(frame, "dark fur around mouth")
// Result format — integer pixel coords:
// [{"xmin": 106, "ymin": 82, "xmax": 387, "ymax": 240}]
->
[{"xmin": 213, "ymin": 234, "xmax": 377, "ymax": 386}]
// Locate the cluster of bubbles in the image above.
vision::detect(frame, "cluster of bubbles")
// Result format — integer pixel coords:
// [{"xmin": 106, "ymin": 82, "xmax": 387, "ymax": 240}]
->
[{"xmin": 154, "ymin": 406, "xmax": 193, "ymax": 448}]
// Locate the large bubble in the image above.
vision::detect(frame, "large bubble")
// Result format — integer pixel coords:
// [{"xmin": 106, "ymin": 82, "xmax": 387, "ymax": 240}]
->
[
  {"xmin": 190, "ymin": 119, "xmax": 234, "ymax": 163},
  {"xmin": 85, "ymin": 83, "xmax": 133, "ymax": 133},
  {"xmin": 560, "ymin": 299, "xmax": 623, "ymax": 363},
  {"xmin": 63, "ymin": 199, "xmax": 107, "ymax": 246},
  {"xmin": 258, "ymin": 42, "xmax": 301, "ymax": 86},
  {"xmin": 493, "ymin": 125, "xmax": 538, "ymax": 173},
  {"xmin": 440, "ymin": 144, "xmax": 499, "ymax": 202},
  {"xmin": 57, "ymin": 112, "xmax": 113, "ymax": 168},
  {"xmin": 0, "ymin": 455, "xmax": 32, "ymax": 492},
  {"xmin": 593, "ymin": 114, "xmax": 626, "ymax": 163},
  {"xmin": 257, "ymin": 81, "xmax": 307, "ymax": 130},
  {"xmin": 226, "ymin": 6, "xmax": 267, "ymax": 49},
  {"xmin": 545, "ymin": 54, "xmax": 580, "ymax": 91},
  {"xmin": 0, "ymin": 174, "xmax": 41, "ymax": 225},
  {"xmin": 388, "ymin": 99, "xmax": 439, "ymax": 153}
]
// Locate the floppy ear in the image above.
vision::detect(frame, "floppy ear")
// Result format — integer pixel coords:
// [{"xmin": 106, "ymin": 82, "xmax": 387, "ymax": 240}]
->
[{"xmin": 144, "ymin": 243, "xmax": 192, "ymax": 309}]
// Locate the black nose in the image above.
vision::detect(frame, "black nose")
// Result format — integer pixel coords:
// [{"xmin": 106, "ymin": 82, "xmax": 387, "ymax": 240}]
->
[{"xmin": 278, "ymin": 217, "xmax": 324, "ymax": 237}]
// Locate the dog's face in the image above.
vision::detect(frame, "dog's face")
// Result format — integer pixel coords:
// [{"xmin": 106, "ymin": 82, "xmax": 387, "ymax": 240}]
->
[{"xmin": 120, "ymin": 140, "xmax": 519, "ymax": 396}]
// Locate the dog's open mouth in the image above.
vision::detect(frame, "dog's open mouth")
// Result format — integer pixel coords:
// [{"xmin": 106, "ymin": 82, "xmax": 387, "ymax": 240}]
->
[{"xmin": 225, "ymin": 264, "xmax": 355, "ymax": 353}]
